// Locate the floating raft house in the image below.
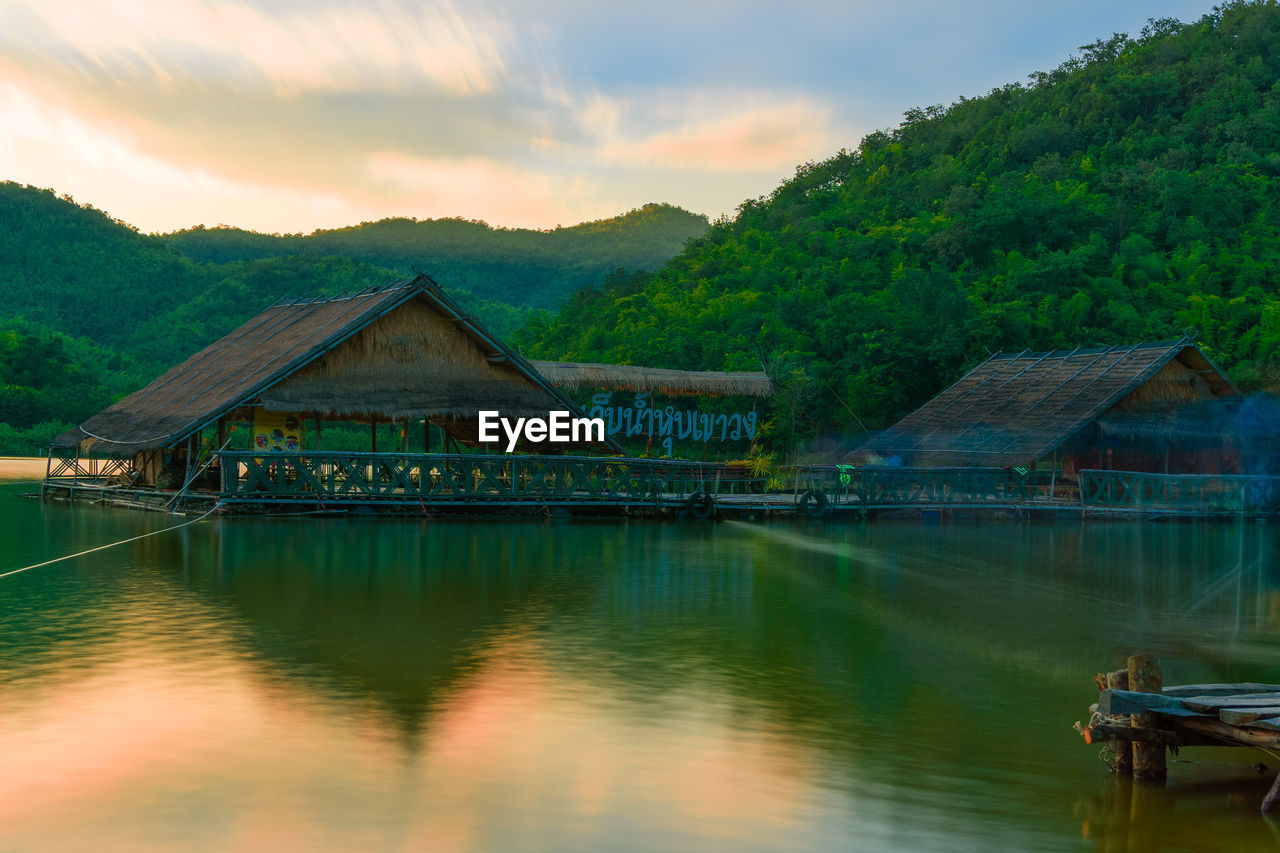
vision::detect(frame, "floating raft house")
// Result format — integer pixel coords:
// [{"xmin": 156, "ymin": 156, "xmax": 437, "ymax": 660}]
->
[
  {"xmin": 857, "ymin": 339, "xmax": 1241, "ymax": 471},
  {"xmin": 43, "ymin": 274, "xmax": 779, "ymax": 515}
]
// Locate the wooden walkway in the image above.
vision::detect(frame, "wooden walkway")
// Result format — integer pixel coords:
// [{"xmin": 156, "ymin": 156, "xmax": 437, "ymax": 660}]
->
[{"xmin": 38, "ymin": 452, "xmax": 1280, "ymax": 519}]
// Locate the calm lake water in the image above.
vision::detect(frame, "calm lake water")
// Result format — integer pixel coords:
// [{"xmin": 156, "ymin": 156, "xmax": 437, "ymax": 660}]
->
[{"xmin": 4, "ymin": 481, "xmax": 1280, "ymax": 851}]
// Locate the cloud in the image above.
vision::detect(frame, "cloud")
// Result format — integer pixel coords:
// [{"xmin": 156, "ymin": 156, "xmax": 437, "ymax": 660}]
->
[
  {"xmin": 365, "ymin": 151, "xmax": 615, "ymax": 229},
  {"xmin": 5, "ymin": 0, "xmax": 521, "ymax": 96},
  {"xmin": 0, "ymin": 1, "xmax": 850, "ymax": 231},
  {"xmin": 592, "ymin": 94, "xmax": 834, "ymax": 173},
  {"xmin": 0, "ymin": 81, "xmax": 353, "ymax": 232}
]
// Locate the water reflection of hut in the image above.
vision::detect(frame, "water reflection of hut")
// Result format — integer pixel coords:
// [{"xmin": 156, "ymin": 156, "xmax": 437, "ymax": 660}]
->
[
  {"xmin": 52, "ymin": 276, "xmax": 618, "ymax": 487},
  {"xmin": 855, "ymin": 339, "xmax": 1263, "ymax": 477}
]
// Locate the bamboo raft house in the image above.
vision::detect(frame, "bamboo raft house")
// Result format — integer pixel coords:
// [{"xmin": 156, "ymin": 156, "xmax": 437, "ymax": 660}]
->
[
  {"xmin": 856, "ymin": 339, "xmax": 1241, "ymax": 474},
  {"xmin": 42, "ymin": 275, "xmax": 779, "ymax": 516},
  {"xmin": 841, "ymin": 339, "xmax": 1280, "ymax": 516},
  {"xmin": 1078, "ymin": 655, "xmax": 1280, "ymax": 813}
]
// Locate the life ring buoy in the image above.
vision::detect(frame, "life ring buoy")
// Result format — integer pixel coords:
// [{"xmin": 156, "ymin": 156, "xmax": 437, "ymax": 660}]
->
[
  {"xmin": 797, "ymin": 489, "xmax": 829, "ymax": 518},
  {"xmin": 686, "ymin": 490, "xmax": 716, "ymax": 520}
]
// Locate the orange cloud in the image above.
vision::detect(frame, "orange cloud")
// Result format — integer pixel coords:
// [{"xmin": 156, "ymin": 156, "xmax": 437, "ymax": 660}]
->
[
  {"xmin": 591, "ymin": 95, "xmax": 833, "ymax": 173},
  {"xmin": 366, "ymin": 150, "xmax": 619, "ymax": 229},
  {"xmin": 17, "ymin": 0, "xmax": 518, "ymax": 96}
]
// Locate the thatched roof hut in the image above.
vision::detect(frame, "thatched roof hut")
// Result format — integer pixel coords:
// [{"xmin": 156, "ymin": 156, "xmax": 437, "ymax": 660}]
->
[
  {"xmin": 529, "ymin": 360, "xmax": 773, "ymax": 397},
  {"xmin": 56, "ymin": 276, "xmax": 617, "ymax": 454},
  {"xmin": 857, "ymin": 339, "xmax": 1241, "ymax": 467}
]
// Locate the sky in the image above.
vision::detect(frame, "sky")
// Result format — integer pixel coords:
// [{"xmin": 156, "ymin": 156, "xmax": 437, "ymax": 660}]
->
[{"xmin": 0, "ymin": 0, "xmax": 1218, "ymax": 234}]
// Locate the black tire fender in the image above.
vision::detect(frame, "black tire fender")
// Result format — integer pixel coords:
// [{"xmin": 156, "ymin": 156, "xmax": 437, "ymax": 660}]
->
[
  {"xmin": 686, "ymin": 490, "xmax": 716, "ymax": 520},
  {"xmin": 797, "ymin": 489, "xmax": 829, "ymax": 518}
]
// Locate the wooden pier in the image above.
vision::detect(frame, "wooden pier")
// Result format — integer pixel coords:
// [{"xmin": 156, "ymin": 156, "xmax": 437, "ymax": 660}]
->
[{"xmin": 1078, "ymin": 655, "xmax": 1280, "ymax": 812}]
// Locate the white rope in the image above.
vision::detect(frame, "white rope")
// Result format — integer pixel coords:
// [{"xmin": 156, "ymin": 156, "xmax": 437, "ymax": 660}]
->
[
  {"xmin": 166, "ymin": 435, "xmax": 236, "ymax": 512},
  {"xmin": 74, "ymin": 425, "xmax": 181, "ymax": 446},
  {"xmin": 0, "ymin": 502, "xmax": 221, "ymax": 581}
]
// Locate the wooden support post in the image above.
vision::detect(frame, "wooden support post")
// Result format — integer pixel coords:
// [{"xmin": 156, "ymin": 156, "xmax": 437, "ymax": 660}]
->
[
  {"xmin": 1048, "ymin": 450, "xmax": 1057, "ymax": 503},
  {"xmin": 1128, "ymin": 654, "xmax": 1166, "ymax": 782},
  {"xmin": 371, "ymin": 421, "xmax": 377, "ymax": 453},
  {"xmin": 1107, "ymin": 669, "xmax": 1133, "ymax": 775}
]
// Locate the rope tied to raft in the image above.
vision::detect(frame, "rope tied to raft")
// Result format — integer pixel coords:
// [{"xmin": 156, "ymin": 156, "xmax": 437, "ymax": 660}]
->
[{"xmin": 0, "ymin": 501, "xmax": 222, "ymax": 581}]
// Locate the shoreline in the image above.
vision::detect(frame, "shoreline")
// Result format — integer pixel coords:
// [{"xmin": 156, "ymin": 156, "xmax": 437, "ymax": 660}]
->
[{"xmin": 0, "ymin": 457, "xmax": 49, "ymax": 480}]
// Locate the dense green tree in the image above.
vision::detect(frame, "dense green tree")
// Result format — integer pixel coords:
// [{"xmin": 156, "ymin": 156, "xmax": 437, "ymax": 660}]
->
[{"xmin": 516, "ymin": 1, "xmax": 1280, "ymax": 449}]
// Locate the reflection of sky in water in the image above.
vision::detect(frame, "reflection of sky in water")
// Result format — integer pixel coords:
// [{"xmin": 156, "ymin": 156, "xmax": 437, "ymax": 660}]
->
[{"xmin": 2, "ymin": 486, "xmax": 1280, "ymax": 850}]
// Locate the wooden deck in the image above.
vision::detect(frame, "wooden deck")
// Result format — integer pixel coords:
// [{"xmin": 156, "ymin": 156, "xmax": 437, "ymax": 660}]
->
[
  {"xmin": 1079, "ymin": 656, "xmax": 1280, "ymax": 812},
  {"xmin": 38, "ymin": 452, "xmax": 1280, "ymax": 519}
]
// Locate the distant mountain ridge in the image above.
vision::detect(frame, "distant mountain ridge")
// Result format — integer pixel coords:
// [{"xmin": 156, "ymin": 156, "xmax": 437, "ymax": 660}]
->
[{"xmin": 161, "ymin": 204, "xmax": 709, "ymax": 309}]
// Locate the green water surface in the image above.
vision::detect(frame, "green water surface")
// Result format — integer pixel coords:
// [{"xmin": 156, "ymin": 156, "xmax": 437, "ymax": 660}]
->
[{"xmin": 3, "ymin": 482, "xmax": 1280, "ymax": 851}]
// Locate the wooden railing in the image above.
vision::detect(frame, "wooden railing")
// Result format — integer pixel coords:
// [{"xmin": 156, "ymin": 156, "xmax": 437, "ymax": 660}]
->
[
  {"xmin": 216, "ymin": 451, "xmax": 728, "ymax": 505},
  {"xmin": 1080, "ymin": 470, "xmax": 1280, "ymax": 515},
  {"xmin": 789, "ymin": 465, "xmax": 1036, "ymax": 507},
  {"xmin": 44, "ymin": 450, "xmax": 133, "ymax": 483}
]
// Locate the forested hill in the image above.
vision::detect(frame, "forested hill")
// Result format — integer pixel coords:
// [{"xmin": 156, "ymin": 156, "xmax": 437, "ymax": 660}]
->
[
  {"xmin": 516, "ymin": 1, "xmax": 1280, "ymax": 446},
  {"xmin": 161, "ymin": 204, "xmax": 708, "ymax": 309}
]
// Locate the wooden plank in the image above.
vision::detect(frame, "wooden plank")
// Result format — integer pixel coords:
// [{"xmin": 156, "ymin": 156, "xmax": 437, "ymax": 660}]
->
[
  {"xmin": 1163, "ymin": 683, "xmax": 1280, "ymax": 698},
  {"xmin": 1099, "ymin": 689, "xmax": 1204, "ymax": 717},
  {"xmin": 1242, "ymin": 717, "xmax": 1280, "ymax": 733},
  {"xmin": 1220, "ymin": 707, "xmax": 1280, "ymax": 726},
  {"xmin": 1179, "ymin": 694, "xmax": 1280, "ymax": 713},
  {"xmin": 1079, "ymin": 720, "xmax": 1218, "ymax": 747},
  {"xmin": 1179, "ymin": 716, "xmax": 1280, "ymax": 747}
]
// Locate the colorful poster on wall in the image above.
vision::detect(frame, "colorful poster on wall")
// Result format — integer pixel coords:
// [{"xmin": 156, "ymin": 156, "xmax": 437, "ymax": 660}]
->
[{"xmin": 253, "ymin": 408, "xmax": 302, "ymax": 452}]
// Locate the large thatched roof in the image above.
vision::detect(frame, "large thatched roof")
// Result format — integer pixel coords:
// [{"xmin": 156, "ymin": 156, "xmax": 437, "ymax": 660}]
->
[
  {"xmin": 58, "ymin": 276, "xmax": 615, "ymax": 453},
  {"xmin": 857, "ymin": 339, "xmax": 1239, "ymax": 466},
  {"xmin": 529, "ymin": 360, "xmax": 773, "ymax": 397}
]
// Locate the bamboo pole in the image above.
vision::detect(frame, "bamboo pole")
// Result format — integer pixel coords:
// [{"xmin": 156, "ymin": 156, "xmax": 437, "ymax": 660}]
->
[{"xmin": 1128, "ymin": 654, "xmax": 1166, "ymax": 781}]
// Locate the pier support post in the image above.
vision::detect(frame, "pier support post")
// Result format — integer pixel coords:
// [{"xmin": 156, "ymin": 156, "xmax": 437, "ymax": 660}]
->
[
  {"xmin": 1107, "ymin": 669, "xmax": 1133, "ymax": 775},
  {"xmin": 1128, "ymin": 654, "xmax": 1166, "ymax": 782}
]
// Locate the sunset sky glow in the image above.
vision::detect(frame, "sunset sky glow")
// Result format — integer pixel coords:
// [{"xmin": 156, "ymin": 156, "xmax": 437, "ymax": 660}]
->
[{"xmin": 0, "ymin": 0, "xmax": 1214, "ymax": 233}]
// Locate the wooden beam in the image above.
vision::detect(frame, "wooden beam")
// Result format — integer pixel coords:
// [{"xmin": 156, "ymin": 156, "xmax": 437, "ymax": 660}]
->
[
  {"xmin": 1099, "ymin": 689, "xmax": 1200, "ymax": 717},
  {"xmin": 1221, "ymin": 707, "xmax": 1280, "ymax": 726},
  {"xmin": 1177, "ymin": 715, "xmax": 1280, "ymax": 748},
  {"xmin": 1080, "ymin": 721, "xmax": 1194, "ymax": 747}
]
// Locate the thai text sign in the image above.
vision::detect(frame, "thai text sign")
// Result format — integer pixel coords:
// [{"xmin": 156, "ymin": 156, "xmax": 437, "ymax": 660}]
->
[{"xmin": 588, "ymin": 393, "xmax": 756, "ymax": 456}]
